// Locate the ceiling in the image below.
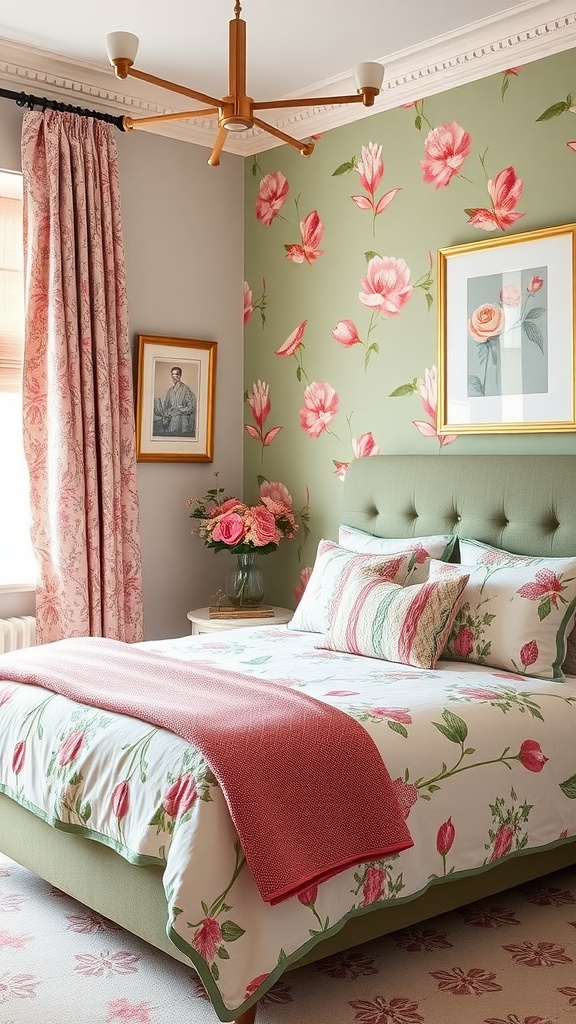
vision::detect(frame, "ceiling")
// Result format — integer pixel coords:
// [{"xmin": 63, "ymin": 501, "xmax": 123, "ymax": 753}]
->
[{"xmin": 0, "ymin": 0, "xmax": 574, "ymax": 156}]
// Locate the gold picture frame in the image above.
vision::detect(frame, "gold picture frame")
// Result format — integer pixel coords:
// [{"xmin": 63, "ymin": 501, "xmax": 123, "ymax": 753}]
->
[
  {"xmin": 438, "ymin": 223, "xmax": 576, "ymax": 434},
  {"xmin": 135, "ymin": 335, "xmax": 217, "ymax": 462}
]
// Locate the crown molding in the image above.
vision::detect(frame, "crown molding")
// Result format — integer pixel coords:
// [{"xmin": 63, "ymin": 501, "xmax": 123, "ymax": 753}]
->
[{"xmin": 0, "ymin": 0, "xmax": 575, "ymax": 158}]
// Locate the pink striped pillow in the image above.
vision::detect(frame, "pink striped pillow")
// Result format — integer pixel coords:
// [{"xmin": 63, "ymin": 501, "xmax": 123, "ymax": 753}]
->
[{"xmin": 317, "ymin": 564, "xmax": 469, "ymax": 669}]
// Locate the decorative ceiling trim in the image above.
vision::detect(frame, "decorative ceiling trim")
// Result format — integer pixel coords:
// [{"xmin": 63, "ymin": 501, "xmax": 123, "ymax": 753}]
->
[{"xmin": 0, "ymin": 0, "xmax": 574, "ymax": 157}]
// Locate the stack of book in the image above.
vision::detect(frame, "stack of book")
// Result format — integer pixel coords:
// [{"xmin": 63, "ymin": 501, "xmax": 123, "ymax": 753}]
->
[{"xmin": 208, "ymin": 605, "xmax": 275, "ymax": 620}]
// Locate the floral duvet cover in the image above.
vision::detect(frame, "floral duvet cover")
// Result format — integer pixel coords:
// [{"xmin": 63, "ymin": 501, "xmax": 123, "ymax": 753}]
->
[{"xmin": 1, "ymin": 625, "xmax": 575, "ymax": 1021}]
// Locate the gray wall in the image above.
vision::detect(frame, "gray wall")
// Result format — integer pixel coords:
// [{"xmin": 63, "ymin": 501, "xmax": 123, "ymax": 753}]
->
[{"xmin": 0, "ymin": 96, "xmax": 245, "ymax": 639}]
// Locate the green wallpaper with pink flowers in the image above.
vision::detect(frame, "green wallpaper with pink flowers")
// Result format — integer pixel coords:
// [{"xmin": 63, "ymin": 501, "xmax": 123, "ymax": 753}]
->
[{"xmin": 243, "ymin": 48, "xmax": 576, "ymax": 608}]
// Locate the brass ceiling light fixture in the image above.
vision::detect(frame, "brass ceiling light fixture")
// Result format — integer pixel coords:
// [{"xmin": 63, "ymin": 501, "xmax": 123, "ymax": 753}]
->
[{"xmin": 105, "ymin": 1, "xmax": 384, "ymax": 167}]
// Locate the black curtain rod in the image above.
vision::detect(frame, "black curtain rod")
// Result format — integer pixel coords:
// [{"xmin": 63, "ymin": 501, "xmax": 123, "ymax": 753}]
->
[{"xmin": 0, "ymin": 86, "xmax": 126, "ymax": 130}]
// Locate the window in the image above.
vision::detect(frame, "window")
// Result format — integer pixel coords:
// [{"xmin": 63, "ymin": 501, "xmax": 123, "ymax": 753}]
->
[{"xmin": 0, "ymin": 169, "xmax": 36, "ymax": 587}]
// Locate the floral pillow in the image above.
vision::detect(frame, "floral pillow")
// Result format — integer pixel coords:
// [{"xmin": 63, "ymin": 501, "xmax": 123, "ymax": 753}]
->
[
  {"xmin": 429, "ymin": 553, "xmax": 576, "ymax": 680},
  {"xmin": 288, "ymin": 539, "xmax": 417, "ymax": 635},
  {"xmin": 458, "ymin": 538, "xmax": 576, "ymax": 677},
  {"xmin": 316, "ymin": 565, "xmax": 469, "ymax": 669},
  {"xmin": 338, "ymin": 526, "xmax": 456, "ymax": 584}
]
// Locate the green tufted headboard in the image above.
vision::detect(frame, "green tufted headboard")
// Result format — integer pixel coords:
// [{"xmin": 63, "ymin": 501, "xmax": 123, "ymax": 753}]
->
[{"xmin": 341, "ymin": 455, "xmax": 576, "ymax": 558}]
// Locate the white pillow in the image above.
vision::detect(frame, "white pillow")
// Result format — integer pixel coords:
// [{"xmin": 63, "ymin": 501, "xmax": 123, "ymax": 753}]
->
[
  {"xmin": 288, "ymin": 539, "xmax": 418, "ymax": 635},
  {"xmin": 338, "ymin": 526, "xmax": 456, "ymax": 584},
  {"xmin": 429, "ymin": 553, "xmax": 576, "ymax": 680}
]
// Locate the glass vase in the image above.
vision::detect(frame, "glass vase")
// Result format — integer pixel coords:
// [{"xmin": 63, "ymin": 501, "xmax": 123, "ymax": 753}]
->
[{"xmin": 226, "ymin": 552, "xmax": 265, "ymax": 609}]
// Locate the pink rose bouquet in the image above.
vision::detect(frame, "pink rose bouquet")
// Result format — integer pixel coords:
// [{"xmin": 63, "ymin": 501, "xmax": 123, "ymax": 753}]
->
[{"xmin": 188, "ymin": 475, "xmax": 299, "ymax": 555}]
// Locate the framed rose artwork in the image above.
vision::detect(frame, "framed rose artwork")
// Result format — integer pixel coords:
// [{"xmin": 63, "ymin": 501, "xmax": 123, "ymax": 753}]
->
[
  {"xmin": 135, "ymin": 335, "xmax": 217, "ymax": 461},
  {"xmin": 437, "ymin": 223, "xmax": 576, "ymax": 434}
]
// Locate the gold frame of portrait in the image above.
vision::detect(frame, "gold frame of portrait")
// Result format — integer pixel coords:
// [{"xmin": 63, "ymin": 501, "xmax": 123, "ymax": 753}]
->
[
  {"xmin": 437, "ymin": 222, "xmax": 576, "ymax": 435},
  {"xmin": 135, "ymin": 335, "xmax": 217, "ymax": 462}
]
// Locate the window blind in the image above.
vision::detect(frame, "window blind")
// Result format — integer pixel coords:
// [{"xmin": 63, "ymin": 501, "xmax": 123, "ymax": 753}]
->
[{"xmin": 0, "ymin": 192, "xmax": 24, "ymax": 394}]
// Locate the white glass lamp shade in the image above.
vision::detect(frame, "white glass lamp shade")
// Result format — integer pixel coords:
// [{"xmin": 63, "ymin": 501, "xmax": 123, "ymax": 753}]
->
[
  {"xmin": 105, "ymin": 32, "xmax": 140, "ymax": 66},
  {"xmin": 353, "ymin": 61, "xmax": 384, "ymax": 92}
]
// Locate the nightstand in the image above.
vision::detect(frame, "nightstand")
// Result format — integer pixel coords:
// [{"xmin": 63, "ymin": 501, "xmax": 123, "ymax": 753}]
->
[{"xmin": 187, "ymin": 606, "xmax": 293, "ymax": 635}]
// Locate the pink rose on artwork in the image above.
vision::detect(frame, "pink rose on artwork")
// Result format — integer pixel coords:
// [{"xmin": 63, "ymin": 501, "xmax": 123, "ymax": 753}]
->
[
  {"xmin": 362, "ymin": 866, "xmax": 385, "ymax": 906},
  {"xmin": 332, "ymin": 319, "xmax": 361, "ymax": 348},
  {"xmin": 193, "ymin": 917, "xmax": 222, "ymax": 961},
  {"xmin": 12, "ymin": 739, "xmax": 26, "ymax": 775},
  {"xmin": 420, "ymin": 121, "xmax": 471, "ymax": 188},
  {"xmin": 490, "ymin": 823, "xmax": 515, "ymax": 861},
  {"xmin": 163, "ymin": 775, "xmax": 198, "ymax": 818},
  {"xmin": 352, "ymin": 432, "xmax": 380, "ymax": 459},
  {"xmin": 359, "ymin": 256, "xmax": 412, "ymax": 317},
  {"xmin": 243, "ymin": 281, "xmax": 253, "ymax": 325},
  {"xmin": 295, "ymin": 566, "xmax": 312, "ymax": 605},
  {"xmin": 57, "ymin": 730, "xmax": 85, "ymax": 767},
  {"xmin": 500, "ymin": 284, "xmax": 521, "ymax": 306},
  {"xmin": 112, "ymin": 781, "xmax": 130, "ymax": 821},
  {"xmin": 255, "ymin": 171, "xmax": 289, "ymax": 225},
  {"xmin": 212, "ymin": 512, "xmax": 246, "ymax": 547},
  {"xmin": 469, "ymin": 303, "xmax": 505, "ymax": 341},
  {"xmin": 528, "ymin": 275, "xmax": 544, "ymax": 293},
  {"xmin": 299, "ymin": 381, "xmax": 339, "ymax": 438},
  {"xmin": 518, "ymin": 739, "xmax": 548, "ymax": 773},
  {"xmin": 275, "ymin": 320, "xmax": 307, "ymax": 356},
  {"xmin": 284, "ymin": 210, "xmax": 325, "ymax": 264}
]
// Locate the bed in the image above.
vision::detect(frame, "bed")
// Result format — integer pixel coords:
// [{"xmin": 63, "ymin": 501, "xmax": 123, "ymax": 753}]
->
[{"xmin": 1, "ymin": 453, "xmax": 576, "ymax": 1024}]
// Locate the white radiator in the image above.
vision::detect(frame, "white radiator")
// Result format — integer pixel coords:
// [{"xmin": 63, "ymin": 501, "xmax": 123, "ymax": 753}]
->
[{"xmin": 0, "ymin": 616, "xmax": 36, "ymax": 653}]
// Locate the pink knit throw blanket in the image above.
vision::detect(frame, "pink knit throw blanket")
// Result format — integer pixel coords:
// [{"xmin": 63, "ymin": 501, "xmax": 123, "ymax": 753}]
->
[{"xmin": 1, "ymin": 637, "xmax": 413, "ymax": 904}]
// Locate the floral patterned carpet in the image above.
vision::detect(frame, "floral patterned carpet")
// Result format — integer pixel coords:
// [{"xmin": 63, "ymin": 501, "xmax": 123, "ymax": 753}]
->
[{"xmin": 1, "ymin": 852, "xmax": 576, "ymax": 1024}]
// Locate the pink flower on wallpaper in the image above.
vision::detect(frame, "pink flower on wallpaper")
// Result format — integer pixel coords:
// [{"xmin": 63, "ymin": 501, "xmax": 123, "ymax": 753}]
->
[
  {"xmin": 243, "ymin": 281, "xmax": 253, "ymax": 325},
  {"xmin": 359, "ymin": 256, "xmax": 413, "ymax": 317},
  {"xmin": 467, "ymin": 166, "xmax": 524, "ymax": 231},
  {"xmin": 245, "ymin": 380, "xmax": 283, "ymax": 448},
  {"xmin": 421, "ymin": 121, "xmax": 471, "ymax": 188},
  {"xmin": 284, "ymin": 210, "xmax": 325, "ymax": 264},
  {"xmin": 567, "ymin": 141, "xmax": 576, "ymax": 152},
  {"xmin": 503, "ymin": 66, "xmax": 523, "ymax": 75},
  {"xmin": 412, "ymin": 366, "xmax": 457, "ymax": 447},
  {"xmin": 332, "ymin": 319, "xmax": 361, "ymax": 347},
  {"xmin": 260, "ymin": 480, "xmax": 293, "ymax": 509},
  {"xmin": 294, "ymin": 565, "xmax": 312, "ymax": 605},
  {"xmin": 299, "ymin": 381, "xmax": 339, "ymax": 438},
  {"xmin": 255, "ymin": 171, "xmax": 289, "ymax": 225},
  {"xmin": 352, "ymin": 142, "xmax": 401, "ymax": 218},
  {"xmin": 275, "ymin": 320, "xmax": 307, "ymax": 356},
  {"xmin": 333, "ymin": 460, "xmax": 350, "ymax": 480},
  {"xmin": 352, "ymin": 432, "xmax": 380, "ymax": 458},
  {"xmin": 107, "ymin": 998, "xmax": 155, "ymax": 1022}
]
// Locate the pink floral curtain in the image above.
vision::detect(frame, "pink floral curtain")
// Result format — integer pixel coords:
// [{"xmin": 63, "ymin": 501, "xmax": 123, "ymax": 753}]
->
[{"xmin": 21, "ymin": 110, "xmax": 144, "ymax": 643}]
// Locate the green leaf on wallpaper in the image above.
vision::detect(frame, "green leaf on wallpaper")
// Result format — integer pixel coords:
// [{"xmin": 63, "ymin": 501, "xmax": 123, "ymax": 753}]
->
[
  {"xmin": 296, "ymin": 365, "xmax": 303, "ymax": 382},
  {"xmin": 425, "ymin": 291, "xmax": 433, "ymax": 312},
  {"xmin": 414, "ymin": 115, "xmax": 422, "ymax": 131},
  {"xmin": 331, "ymin": 158, "xmax": 357, "ymax": 176},
  {"xmin": 536, "ymin": 97, "xmax": 572, "ymax": 121},
  {"xmin": 501, "ymin": 76, "xmax": 509, "ymax": 101},
  {"xmin": 364, "ymin": 250, "xmax": 381, "ymax": 263},
  {"xmin": 256, "ymin": 474, "xmax": 268, "ymax": 487},
  {"xmin": 389, "ymin": 381, "xmax": 418, "ymax": 397},
  {"xmin": 365, "ymin": 343, "xmax": 379, "ymax": 370},
  {"xmin": 523, "ymin": 320, "xmax": 544, "ymax": 352}
]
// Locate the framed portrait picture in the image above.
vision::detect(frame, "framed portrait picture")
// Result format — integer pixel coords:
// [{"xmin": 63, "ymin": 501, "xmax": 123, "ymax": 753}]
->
[
  {"xmin": 135, "ymin": 335, "xmax": 217, "ymax": 462},
  {"xmin": 437, "ymin": 223, "xmax": 576, "ymax": 434}
]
